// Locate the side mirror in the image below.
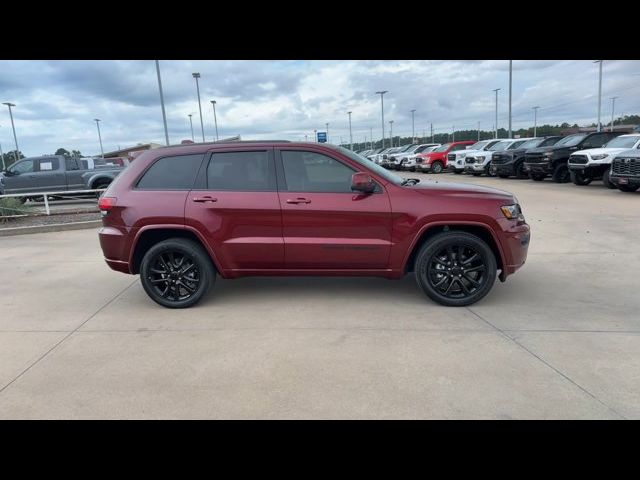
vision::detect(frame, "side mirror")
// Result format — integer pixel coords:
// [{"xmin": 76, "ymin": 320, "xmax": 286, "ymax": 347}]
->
[{"xmin": 351, "ymin": 172, "xmax": 375, "ymax": 194}]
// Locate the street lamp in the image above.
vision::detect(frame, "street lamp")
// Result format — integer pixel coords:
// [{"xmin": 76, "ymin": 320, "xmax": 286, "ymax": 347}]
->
[
  {"xmin": 492, "ymin": 88, "xmax": 501, "ymax": 139},
  {"xmin": 508, "ymin": 60, "xmax": 513, "ymax": 139},
  {"xmin": 192, "ymin": 72, "xmax": 205, "ymax": 142},
  {"xmin": 155, "ymin": 60, "xmax": 169, "ymax": 146},
  {"xmin": 594, "ymin": 61, "xmax": 603, "ymax": 132},
  {"xmin": 610, "ymin": 97, "xmax": 618, "ymax": 132},
  {"xmin": 94, "ymin": 119, "xmax": 104, "ymax": 158},
  {"xmin": 347, "ymin": 111, "xmax": 353, "ymax": 150},
  {"xmin": 2, "ymin": 102, "xmax": 20, "ymax": 161},
  {"xmin": 188, "ymin": 114, "xmax": 195, "ymax": 141},
  {"xmin": 411, "ymin": 109, "xmax": 416, "ymax": 142},
  {"xmin": 375, "ymin": 91, "xmax": 388, "ymax": 149},
  {"xmin": 325, "ymin": 123, "xmax": 329, "ymax": 143},
  {"xmin": 532, "ymin": 106, "xmax": 540, "ymax": 137},
  {"xmin": 314, "ymin": 129, "xmax": 317, "ymax": 142},
  {"xmin": 389, "ymin": 120, "xmax": 394, "ymax": 147},
  {"xmin": 210, "ymin": 100, "xmax": 219, "ymax": 141},
  {"xmin": 370, "ymin": 127, "xmax": 373, "ymax": 149}
]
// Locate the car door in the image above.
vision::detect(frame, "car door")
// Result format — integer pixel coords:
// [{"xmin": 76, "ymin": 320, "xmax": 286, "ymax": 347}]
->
[
  {"xmin": 64, "ymin": 157, "xmax": 86, "ymax": 190},
  {"xmin": 184, "ymin": 146, "xmax": 284, "ymax": 271},
  {"xmin": 276, "ymin": 146, "xmax": 393, "ymax": 270},
  {"xmin": 3, "ymin": 158, "xmax": 37, "ymax": 194},
  {"xmin": 30, "ymin": 157, "xmax": 66, "ymax": 193}
]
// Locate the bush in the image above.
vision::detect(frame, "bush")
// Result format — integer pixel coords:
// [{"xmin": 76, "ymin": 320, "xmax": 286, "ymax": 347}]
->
[{"xmin": 0, "ymin": 197, "xmax": 30, "ymax": 220}]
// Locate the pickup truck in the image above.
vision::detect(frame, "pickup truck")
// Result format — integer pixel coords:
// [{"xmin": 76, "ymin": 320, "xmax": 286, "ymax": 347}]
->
[
  {"xmin": 567, "ymin": 133, "xmax": 640, "ymax": 188},
  {"xmin": 490, "ymin": 136, "xmax": 562, "ymax": 178},
  {"xmin": 609, "ymin": 149, "xmax": 640, "ymax": 192},
  {"xmin": 0, "ymin": 155, "xmax": 128, "ymax": 202},
  {"xmin": 524, "ymin": 131, "xmax": 620, "ymax": 183}
]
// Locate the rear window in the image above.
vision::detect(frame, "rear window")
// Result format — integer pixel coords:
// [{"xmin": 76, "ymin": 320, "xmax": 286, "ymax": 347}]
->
[{"xmin": 136, "ymin": 154, "xmax": 204, "ymax": 190}]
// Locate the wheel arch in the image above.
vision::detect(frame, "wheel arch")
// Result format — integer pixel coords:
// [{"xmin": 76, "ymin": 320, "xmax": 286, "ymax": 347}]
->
[
  {"xmin": 129, "ymin": 225, "xmax": 223, "ymax": 275},
  {"xmin": 403, "ymin": 222, "xmax": 506, "ymax": 280}
]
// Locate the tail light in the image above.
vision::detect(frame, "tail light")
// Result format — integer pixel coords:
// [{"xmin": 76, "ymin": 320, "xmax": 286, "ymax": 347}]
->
[{"xmin": 98, "ymin": 196, "xmax": 117, "ymax": 212}]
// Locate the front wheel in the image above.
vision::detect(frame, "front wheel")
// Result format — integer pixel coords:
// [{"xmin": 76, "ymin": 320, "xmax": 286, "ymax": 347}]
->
[
  {"xmin": 602, "ymin": 169, "xmax": 617, "ymax": 189},
  {"xmin": 431, "ymin": 161, "xmax": 444, "ymax": 174},
  {"xmin": 552, "ymin": 164, "xmax": 570, "ymax": 183},
  {"xmin": 415, "ymin": 232, "xmax": 497, "ymax": 307},
  {"xmin": 140, "ymin": 238, "xmax": 216, "ymax": 308},
  {"xmin": 570, "ymin": 170, "xmax": 592, "ymax": 186}
]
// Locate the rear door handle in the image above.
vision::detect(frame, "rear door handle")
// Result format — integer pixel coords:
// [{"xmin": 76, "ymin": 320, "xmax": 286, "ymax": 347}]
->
[
  {"xmin": 192, "ymin": 196, "xmax": 217, "ymax": 203},
  {"xmin": 286, "ymin": 198, "xmax": 311, "ymax": 204}
]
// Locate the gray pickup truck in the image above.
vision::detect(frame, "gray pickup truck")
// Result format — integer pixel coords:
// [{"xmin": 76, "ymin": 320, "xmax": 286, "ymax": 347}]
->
[{"xmin": 0, "ymin": 155, "xmax": 128, "ymax": 201}]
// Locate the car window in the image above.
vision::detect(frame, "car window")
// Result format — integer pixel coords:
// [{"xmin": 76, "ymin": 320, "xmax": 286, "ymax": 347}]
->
[
  {"xmin": 8, "ymin": 159, "xmax": 35, "ymax": 174},
  {"xmin": 207, "ymin": 151, "xmax": 273, "ymax": 191},
  {"xmin": 36, "ymin": 158, "xmax": 59, "ymax": 172},
  {"xmin": 452, "ymin": 144, "xmax": 469, "ymax": 151},
  {"xmin": 508, "ymin": 140, "xmax": 527, "ymax": 149},
  {"xmin": 584, "ymin": 134, "xmax": 611, "ymax": 148},
  {"xmin": 65, "ymin": 158, "xmax": 79, "ymax": 170},
  {"xmin": 603, "ymin": 136, "xmax": 640, "ymax": 149},
  {"xmin": 137, "ymin": 154, "xmax": 204, "ymax": 190},
  {"xmin": 281, "ymin": 150, "xmax": 355, "ymax": 193}
]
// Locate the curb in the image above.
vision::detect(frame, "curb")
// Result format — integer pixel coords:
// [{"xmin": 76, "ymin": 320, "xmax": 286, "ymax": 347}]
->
[{"xmin": 0, "ymin": 220, "xmax": 102, "ymax": 237}]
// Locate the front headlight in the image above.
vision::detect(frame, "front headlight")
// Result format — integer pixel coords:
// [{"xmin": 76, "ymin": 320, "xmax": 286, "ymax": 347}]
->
[
  {"xmin": 476, "ymin": 155, "xmax": 486, "ymax": 161},
  {"xmin": 591, "ymin": 154, "xmax": 609, "ymax": 160},
  {"xmin": 460, "ymin": 153, "xmax": 467, "ymax": 158},
  {"xmin": 543, "ymin": 151, "xmax": 554, "ymax": 158},
  {"xmin": 501, "ymin": 203, "xmax": 524, "ymax": 221}
]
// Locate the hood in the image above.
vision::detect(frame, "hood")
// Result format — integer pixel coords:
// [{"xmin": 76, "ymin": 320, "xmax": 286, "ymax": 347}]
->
[
  {"xmin": 528, "ymin": 144, "xmax": 571, "ymax": 154},
  {"xmin": 408, "ymin": 179, "xmax": 515, "ymax": 201},
  {"xmin": 571, "ymin": 147, "xmax": 629, "ymax": 157},
  {"xmin": 459, "ymin": 149, "xmax": 489, "ymax": 157}
]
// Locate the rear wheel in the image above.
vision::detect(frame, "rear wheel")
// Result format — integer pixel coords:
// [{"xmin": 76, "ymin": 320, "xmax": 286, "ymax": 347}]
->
[
  {"xmin": 602, "ymin": 169, "xmax": 617, "ymax": 189},
  {"xmin": 552, "ymin": 163, "xmax": 570, "ymax": 183},
  {"xmin": 570, "ymin": 170, "xmax": 592, "ymax": 186},
  {"xmin": 415, "ymin": 232, "xmax": 497, "ymax": 307},
  {"xmin": 431, "ymin": 161, "xmax": 444, "ymax": 174},
  {"xmin": 140, "ymin": 238, "xmax": 216, "ymax": 308},
  {"xmin": 617, "ymin": 184, "xmax": 640, "ymax": 193},
  {"xmin": 93, "ymin": 180, "xmax": 111, "ymax": 198}
]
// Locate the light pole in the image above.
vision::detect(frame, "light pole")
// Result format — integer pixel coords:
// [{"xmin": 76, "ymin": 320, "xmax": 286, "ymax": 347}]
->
[
  {"xmin": 375, "ymin": 91, "xmax": 388, "ymax": 149},
  {"xmin": 492, "ymin": 88, "xmax": 501, "ymax": 139},
  {"xmin": 430, "ymin": 123, "xmax": 433, "ymax": 143},
  {"xmin": 533, "ymin": 106, "xmax": 540, "ymax": 137},
  {"xmin": 610, "ymin": 97, "xmax": 618, "ymax": 132},
  {"xmin": 389, "ymin": 120, "xmax": 394, "ymax": 147},
  {"xmin": 477, "ymin": 121, "xmax": 481, "ymax": 141},
  {"xmin": 0, "ymin": 140, "xmax": 4, "ymax": 170},
  {"xmin": 3, "ymin": 102, "xmax": 20, "ymax": 160},
  {"xmin": 188, "ymin": 114, "xmax": 195, "ymax": 141},
  {"xmin": 326, "ymin": 123, "xmax": 329, "ymax": 143},
  {"xmin": 411, "ymin": 109, "xmax": 416, "ymax": 142},
  {"xmin": 370, "ymin": 127, "xmax": 373, "ymax": 149},
  {"xmin": 192, "ymin": 72, "xmax": 205, "ymax": 142},
  {"xmin": 155, "ymin": 60, "xmax": 169, "ymax": 146},
  {"xmin": 347, "ymin": 111, "xmax": 353, "ymax": 150},
  {"xmin": 508, "ymin": 60, "xmax": 513, "ymax": 139},
  {"xmin": 94, "ymin": 119, "xmax": 104, "ymax": 158},
  {"xmin": 452, "ymin": 125, "xmax": 455, "ymax": 142},
  {"xmin": 595, "ymin": 61, "xmax": 603, "ymax": 132},
  {"xmin": 210, "ymin": 100, "xmax": 219, "ymax": 141},
  {"xmin": 314, "ymin": 129, "xmax": 317, "ymax": 142}
]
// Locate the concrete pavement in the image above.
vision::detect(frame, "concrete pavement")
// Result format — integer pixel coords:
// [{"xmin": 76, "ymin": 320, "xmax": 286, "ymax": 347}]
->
[{"xmin": 0, "ymin": 173, "xmax": 638, "ymax": 419}]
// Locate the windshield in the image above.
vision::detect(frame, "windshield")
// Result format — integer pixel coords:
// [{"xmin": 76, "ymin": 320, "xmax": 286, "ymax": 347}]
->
[
  {"xmin": 434, "ymin": 143, "xmax": 452, "ymax": 152},
  {"xmin": 337, "ymin": 146, "xmax": 404, "ymax": 185},
  {"xmin": 468, "ymin": 140, "xmax": 491, "ymax": 151},
  {"xmin": 603, "ymin": 136, "xmax": 640, "ymax": 148},
  {"xmin": 540, "ymin": 137, "xmax": 561, "ymax": 147},
  {"xmin": 487, "ymin": 141, "xmax": 511, "ymax": 151},
  {"xmin": 403, "ymin": 144, "xmax": 421, "ymax": 154},
  {"xmin": 508, "ymin": 140, "xmax": 527, "ymax": 150},
  {"xmin": 555, "ymin": 134, "xmax": 588, "ymax": 147},
  {"xmin": 518, "ymin": 139, "xmax": 542, "ymax": 149}
]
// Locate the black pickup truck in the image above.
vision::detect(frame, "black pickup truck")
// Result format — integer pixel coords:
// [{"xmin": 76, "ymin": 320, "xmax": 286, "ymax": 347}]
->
[
  {"xmin": 491, "ymin": 136, "xmax": 563, "ymax": 178},
  {"xmin": 523, "ymin": 132, "xmax": 620, "ymax": 183}
]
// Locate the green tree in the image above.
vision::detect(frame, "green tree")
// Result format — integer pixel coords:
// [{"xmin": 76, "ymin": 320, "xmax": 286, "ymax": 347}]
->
[
  {"xmin": 1, "ymin": 150, "xmax": 25, "ymax": 169},
  {"xmin": 55, "ymin": 148, "xmax": 71, "ymax": 157}
]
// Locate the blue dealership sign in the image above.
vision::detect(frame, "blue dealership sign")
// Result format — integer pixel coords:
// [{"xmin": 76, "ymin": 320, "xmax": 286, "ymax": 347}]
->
[{"xmin": 317, "ymin": 131, "xmax": 327, "ymax": 143}]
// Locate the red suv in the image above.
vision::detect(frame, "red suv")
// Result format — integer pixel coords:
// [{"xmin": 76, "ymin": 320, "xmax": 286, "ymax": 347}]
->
[
  {"xmin": 98, "ymin": 141, "xmax": 530, "ymax": 308},
  {"xmin": 416, "ymin": 141, "xmax": 476, "ymax": 173}
]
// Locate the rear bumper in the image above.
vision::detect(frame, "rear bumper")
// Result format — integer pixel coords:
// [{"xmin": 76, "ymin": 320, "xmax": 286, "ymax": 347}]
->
[{"xmin": 99, "ymin": 226, "xmax": 133, "ymax": 274}]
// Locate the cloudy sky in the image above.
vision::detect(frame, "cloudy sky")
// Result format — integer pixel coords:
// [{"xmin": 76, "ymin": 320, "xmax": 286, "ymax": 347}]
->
[{"xmin": 1, "ymin": 60, "xmax": 639, "ymax": 156}]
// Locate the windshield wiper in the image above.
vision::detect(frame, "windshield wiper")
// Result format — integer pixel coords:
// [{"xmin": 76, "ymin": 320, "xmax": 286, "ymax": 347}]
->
[{"xmin": 401, "ymin": 178, "xmax": 421, "ymax": 186}]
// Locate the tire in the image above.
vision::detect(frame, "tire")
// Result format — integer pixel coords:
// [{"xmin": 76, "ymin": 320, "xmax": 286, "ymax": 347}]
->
[
  {"xmin": 551, "ymin": 163, "xmax": 570, "ymax": 183},
  {"xmin": 529, "ymin": 173, "xmax": 545, "ymax": 181},
  {"xmin": 93, "ymin": 181, "xmax": 111, "ymax": 198},
  {"xmin": 570, "ymin": 170, "xmax": 592, "ymax": 186},
  {"xmin": 602, "ymin": 169, "xmax": 617, "ymax": 189},
  {"xmin": 140, "ymin": 238, "xmax": 216, "ymax": 309},
  {"xmin": 617, "ymin": 184, "xmax": 640, "ymax": 193},
  {"xmin": 485, "ymin": 165, "xmax": 496, "ymax": 177},
  {"xmin": 415, "ymin": 231, "xmax": 497, "ymax": 307},
  {"xmin": 515, "ymin": 162, "xmax": 527, "ymax": 179},
  {"xmin": 431, "ymin": 161, "xmax": 444, "ymax": 174}
]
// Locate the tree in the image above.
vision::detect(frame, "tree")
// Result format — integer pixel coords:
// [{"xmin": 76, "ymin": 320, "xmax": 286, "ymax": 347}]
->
[
  {"xmin": 55, "ymin": 148, "xmax": 71, "ymax": 157},
  {"xmin": 1, "ymin": 150, "xmax": 25, "ymax": 169},
  {"xmin": 71, "ymin": 150, "xmax": 82, "ymax": 158}
]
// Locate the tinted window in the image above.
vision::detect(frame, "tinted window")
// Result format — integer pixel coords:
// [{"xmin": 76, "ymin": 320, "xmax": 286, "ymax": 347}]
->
[
  {"xmin": 8, "ymin": 159, "xmax": 34, "ymax": 174},
  {"xmin": 65, "ymin": 158, "xmax": 79, "ymax": 170},
  {"xmin": 556, "ymin": 134, "xmax": 588, "ymax": 147},
  {"xmin": 207, "ymin": 151, "xmax": 273, "ymax": 191},
  {"xmin": 508, "ymin": 140, "xmax": 527, "ymax": 149},
  {"xmin": 36, "ymin": 158, "xmax": 59, "ymax": 172},
  {"xmin": 586, "ymin": 133, "xmax": 616, "ymax": 148},
  {"xmin": 137, "ymin": 154, "xmax": 203, "ymax": 190},
  {"xmin": 282, "ymin": 150, "xmax": 355, "ymax": 192},
  {"xmin": 540, "ymin": 137, "xmax": 561, "ymax": 147}
]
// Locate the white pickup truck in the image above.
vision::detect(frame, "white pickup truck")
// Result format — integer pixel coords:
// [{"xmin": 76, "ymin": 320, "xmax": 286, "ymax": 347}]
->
[
  {"xmin": 447, "ymin": 139, "xmax": 504, "ymax": 174},
  {"xmin": 568, "ymin": 133, "xmax": 640, "ymax": 188}
]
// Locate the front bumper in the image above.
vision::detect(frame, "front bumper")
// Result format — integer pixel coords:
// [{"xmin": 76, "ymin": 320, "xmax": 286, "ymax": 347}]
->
[
  {"xmin": 464, "ymin": 162, "xmax": 486, "ymax": 172},
  {"xmin": 524, "ymin": 161, "xmax": 551, "ymax": 174},
  {"xmin": 490, "ymin": 163, "xmax": 516, "ymax": 176},
  {"xmin": 609, "ymin": 174, "xmax": 640, "ymax": 188},
  {"xmin": 496, "ymin": 219, "xmax": 531, "ymax": 280}
]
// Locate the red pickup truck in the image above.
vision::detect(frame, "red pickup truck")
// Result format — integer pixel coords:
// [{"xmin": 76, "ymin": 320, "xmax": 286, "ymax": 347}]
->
[{"xmin": 416, "ymin": 141, "xmax": 476, "ymax": 173}]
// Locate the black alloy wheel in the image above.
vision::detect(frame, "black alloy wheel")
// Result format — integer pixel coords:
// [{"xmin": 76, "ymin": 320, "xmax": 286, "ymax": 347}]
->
[
  {"xmin": 415, "ymin": 232, "xmax": 497, "ymax": 306},
  {"xmin": 552, "ymin": 163, "xmax": 570, "ymax": 183},
  {"xmin": 570, "ymin": 170, "xmax": 592, "ymax": 186}
]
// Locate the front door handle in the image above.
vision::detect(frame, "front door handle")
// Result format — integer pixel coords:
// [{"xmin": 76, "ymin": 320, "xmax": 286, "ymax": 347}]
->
[
  {"xmin": 286, "ymin": 198, "xmax": 311, "ymax": 204},
  {"xmin": 192, "ymin": 196, "xmax": 218, "ymax": 203}
]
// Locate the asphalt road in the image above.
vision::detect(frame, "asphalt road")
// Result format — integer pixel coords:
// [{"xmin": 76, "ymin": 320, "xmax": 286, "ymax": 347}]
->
[{"xmin": 0, "ymin": 172, "xmax": 638, "ymax": 419}]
